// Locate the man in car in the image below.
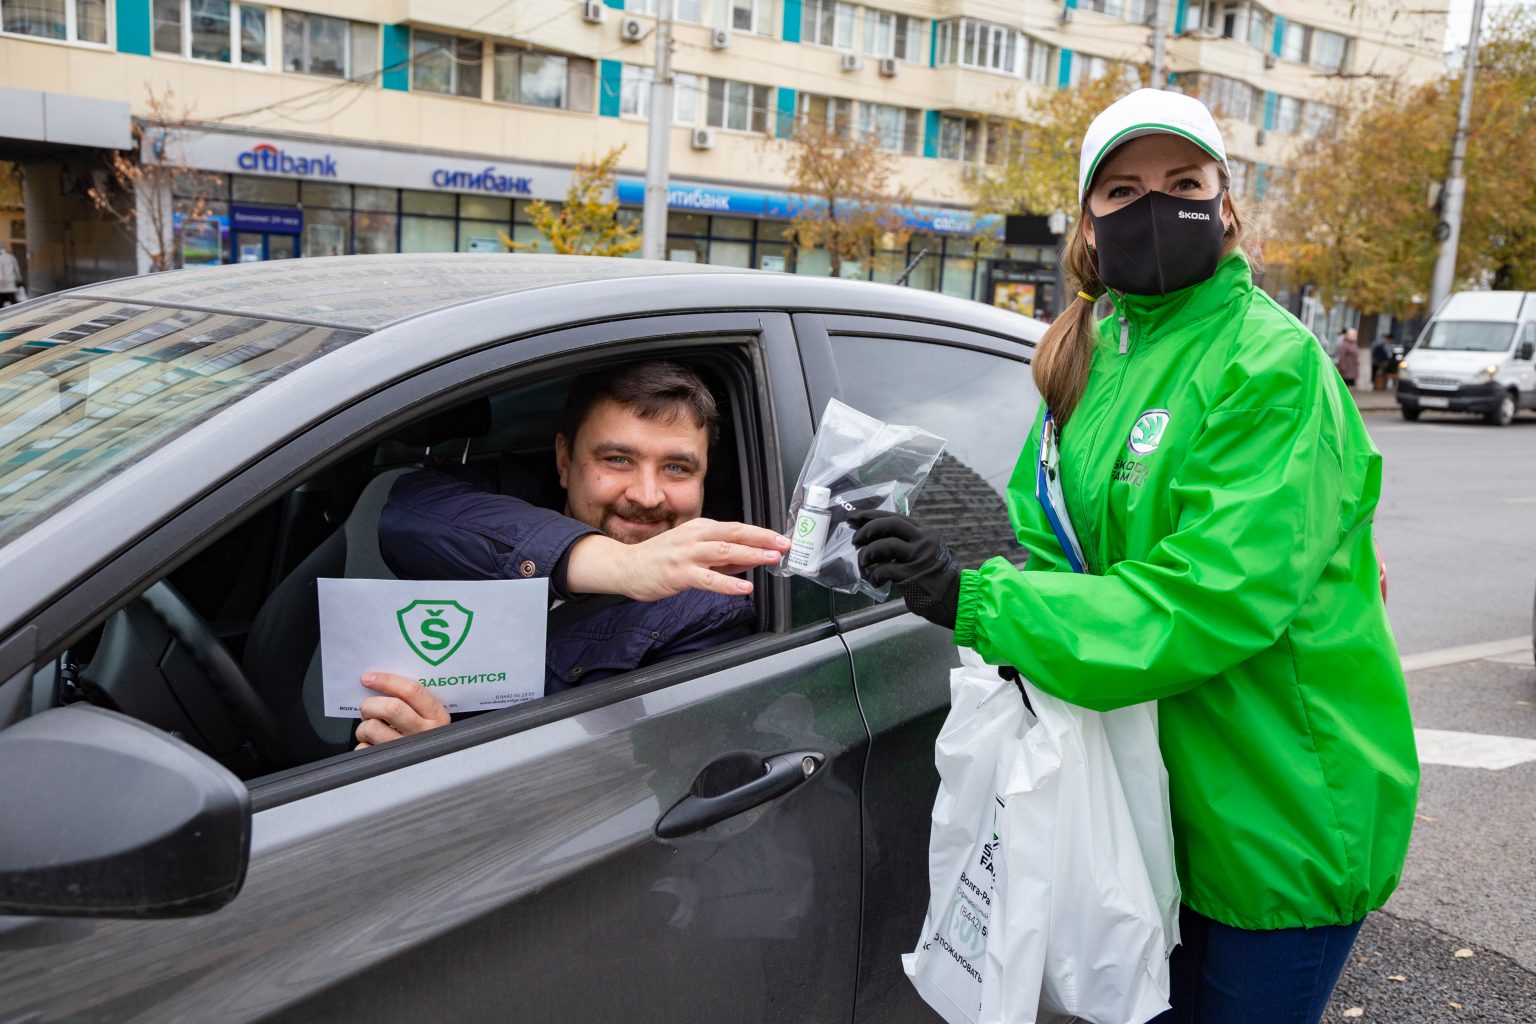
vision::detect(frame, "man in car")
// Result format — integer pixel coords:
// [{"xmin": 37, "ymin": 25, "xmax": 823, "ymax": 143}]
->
[{"xmin": 353, "ymin": 361, "xmax": 790, "ymax": 749}]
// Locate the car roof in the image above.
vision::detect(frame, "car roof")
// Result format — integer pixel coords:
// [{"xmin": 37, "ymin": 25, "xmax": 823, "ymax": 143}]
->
[{"xmin": 60, "ymin": 253, "xmax": 1044, "ymax": 340}]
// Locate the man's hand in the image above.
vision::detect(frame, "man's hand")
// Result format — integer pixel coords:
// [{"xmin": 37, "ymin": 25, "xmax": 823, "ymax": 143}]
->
[
  {"xmin": 353, "ymin": 672, "xmax": 453, "ymax": 750},
  {"xmin": 849, "ymin": 510, "xmax": 961, "ymax": 631},
  {"xmin": 565, "ymin": 519, "xmax": 791, "ymax": 602}
]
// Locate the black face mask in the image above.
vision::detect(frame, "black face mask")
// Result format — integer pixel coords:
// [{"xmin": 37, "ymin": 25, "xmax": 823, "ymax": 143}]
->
[{"xmin": 1089, "ymin": 190, "xmax": 1227, "ymax": 297}]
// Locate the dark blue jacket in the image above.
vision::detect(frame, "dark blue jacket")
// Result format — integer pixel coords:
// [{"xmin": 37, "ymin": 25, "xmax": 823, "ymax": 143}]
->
[{"xmin": 378, "ymin": 462, "xmax": 756, "ymax": 694}]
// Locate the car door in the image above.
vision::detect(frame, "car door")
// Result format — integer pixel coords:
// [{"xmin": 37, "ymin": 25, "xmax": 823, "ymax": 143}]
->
[
  {"xmin": 791, "ymin": 312, "xmax": 1041, "ymax": 1023},
  {"xmin": 0, "ymin": 312, "xmax": 865, "ymax": 1023}
]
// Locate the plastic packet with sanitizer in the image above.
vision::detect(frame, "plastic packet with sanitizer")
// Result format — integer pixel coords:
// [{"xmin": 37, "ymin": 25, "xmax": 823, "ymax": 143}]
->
[{"xmin": 770, "ymin": 399, "xmax": 947, "ymax": 601}]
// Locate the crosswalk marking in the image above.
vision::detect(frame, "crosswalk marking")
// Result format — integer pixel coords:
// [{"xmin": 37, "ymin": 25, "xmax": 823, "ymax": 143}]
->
[
  {"xmin": 1398, "ymin": 637, "xmax": 1532, "ymax": 673},
  {"xmin": 1414, "ymin": 729, "xmax": 1536, "ymax": 770}
]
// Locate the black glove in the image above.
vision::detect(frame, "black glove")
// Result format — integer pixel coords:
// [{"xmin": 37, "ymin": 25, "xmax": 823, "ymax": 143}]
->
[{"xmin": 848, "ymin": 510, "xmax": 960, "ymax": 631}]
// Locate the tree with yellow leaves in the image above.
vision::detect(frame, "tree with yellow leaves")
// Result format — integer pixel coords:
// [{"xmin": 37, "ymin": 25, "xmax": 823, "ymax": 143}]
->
[
  {"xmin": 781, "ymin": 119, "xmax": 913, "ymax": 277},
  {"xmin": 501, "ymin": 147, "xmax": 640, "ymax": 257}
]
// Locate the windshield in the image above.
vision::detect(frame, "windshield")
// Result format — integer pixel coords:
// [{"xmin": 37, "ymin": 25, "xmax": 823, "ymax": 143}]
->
[
  {"xmin": 0, "ymin": 298, "xmax": 364, "ymax": 546},
  {"xmin": 1417, "ymin": 320, "xmax": 1517, "ymax": 352}
]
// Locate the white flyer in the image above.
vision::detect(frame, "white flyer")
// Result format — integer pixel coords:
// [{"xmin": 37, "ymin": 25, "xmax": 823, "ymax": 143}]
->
[{"xmin": 317, "ymin": 577, "xmax": 549, "ymax": 719}]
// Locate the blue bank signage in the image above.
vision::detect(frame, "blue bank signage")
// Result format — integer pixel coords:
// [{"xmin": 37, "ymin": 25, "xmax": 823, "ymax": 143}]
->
[
  {"xmin": 613, "ymin": 179, "xmax": 1000, "ymax": 237},
  {"xmin": 231, "ymin": 205, "xmax": 303, "ymax": 233},
  {"xmin": 236, "ymin": 143, "xmax": 337, "ymax": 178},
  {"xmin": 430, "ymin": 167, "xmax": 534, "ymax": 195}
]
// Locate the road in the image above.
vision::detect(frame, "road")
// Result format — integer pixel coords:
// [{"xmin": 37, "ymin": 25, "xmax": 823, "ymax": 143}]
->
[{"xmin": 1324, "ymin": 408, "xmax": 1536, "ymax": 1023}]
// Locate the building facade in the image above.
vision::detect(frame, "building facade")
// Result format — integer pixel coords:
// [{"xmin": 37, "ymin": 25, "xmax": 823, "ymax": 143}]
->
[{"xmin": 1, "ymin": 0, "xmax": 1447, "ymax": 309}]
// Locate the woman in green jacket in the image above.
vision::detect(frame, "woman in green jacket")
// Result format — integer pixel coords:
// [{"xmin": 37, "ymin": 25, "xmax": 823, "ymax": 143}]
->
[{"xmin": 852, "ymin": 89, "xmax": 1418, "ymax": 1023}]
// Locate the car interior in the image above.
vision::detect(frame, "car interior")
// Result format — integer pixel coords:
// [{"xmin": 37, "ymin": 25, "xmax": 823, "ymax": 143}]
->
[{"xmin": 35, "ymin": 348, "xmax": 768, "ymax": 783}]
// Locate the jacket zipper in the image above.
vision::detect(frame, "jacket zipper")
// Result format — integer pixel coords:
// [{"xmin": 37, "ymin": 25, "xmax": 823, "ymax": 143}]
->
[{"xmin": 1067, "ymin": 296, "xmax": 1139, "ymax": 574}]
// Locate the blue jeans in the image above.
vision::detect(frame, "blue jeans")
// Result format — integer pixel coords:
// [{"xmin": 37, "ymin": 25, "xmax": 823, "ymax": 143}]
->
[{"xmin": 1148, "ymin": 904, "xmax": 1365, "ymax": 1024}]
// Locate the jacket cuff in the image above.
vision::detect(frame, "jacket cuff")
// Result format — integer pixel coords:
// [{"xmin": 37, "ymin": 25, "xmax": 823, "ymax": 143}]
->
[
  {"xmin": 953, "ymin": 567, "xmax": 985, "ymax": 649},
  {"xmin": 509, "ymin": 514, "xmax": 598, "ymax": 582}
]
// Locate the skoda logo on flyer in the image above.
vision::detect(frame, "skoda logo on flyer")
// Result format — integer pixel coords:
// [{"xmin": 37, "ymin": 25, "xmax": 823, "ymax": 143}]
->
[
  {"xmin": 397, "ymin": 599, "xmax": 475, "ymax": 667},
  {"xmin": 1127, "ymin": 409, "xmax": 1171, "ymax": 455}
]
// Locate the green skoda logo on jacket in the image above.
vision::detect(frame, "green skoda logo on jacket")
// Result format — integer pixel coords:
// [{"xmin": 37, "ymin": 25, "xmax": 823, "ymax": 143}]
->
[{"xmin": 1127, "ymin": 409, "xmax": 1171, "ymax": 455}]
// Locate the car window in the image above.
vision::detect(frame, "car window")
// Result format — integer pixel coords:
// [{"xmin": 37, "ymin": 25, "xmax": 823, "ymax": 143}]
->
[
  {"xmin": 0, "ymin": 298, "xmax": 364, "ymax": 546},
  {"xmin": 828, "ymin": 335, "xmax": 1032, "ymax": 573},
  {"xmin": 35, "ymin": 343, "xmax": 773, "ymax": 781}
]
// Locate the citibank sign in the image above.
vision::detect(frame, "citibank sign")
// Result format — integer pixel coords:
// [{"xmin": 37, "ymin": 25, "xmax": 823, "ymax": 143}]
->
[{"xmin": 237, "ymin": 143, "xmax": 338, "ymax": 178}]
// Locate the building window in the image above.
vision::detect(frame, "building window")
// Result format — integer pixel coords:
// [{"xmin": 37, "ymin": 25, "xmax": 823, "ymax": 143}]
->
[
  {"xmin": 1273, "ymin": 94, "xmax": 1301, "ymax": 134},
  {"xmin": 863, "ymin": 9, "xmax": 923, "ymax": 61},
  {"xmin": 1246, "ymin": 5, "xmax": 1270, "ymax": 49},
  {"xmin": 1191, "ymin": 73, "xmax": 1259, "ymax": 124},
  {"xmin": 412, "ymin": 30, "xmax": 482, "ymax": 97},
  {"xmin": 801, "ymin": 0, "xmax": 854, "ymax": 49},
  {"xmin": 2, "ymin": 0, "xmax": 108, "ymax": 43},
  {"xmin": 706, "ymin": 78, "xmax": 770, "ymax": 133},
  {"xmin": 629, "ymin": 0, "xmax": 703, "ymax": 20},
  {"xmin": 1310, "ymin": 28, "xmax": 1348, "ymax": 72},
  {"xmin": 493, "ymin": 48, "xmax": 594, "ymax": 111},
  {"xmin": 984, "ymin": 119, "xmax": 1020, "ymax": 165},
  {"xmin": 718, "ymin": 0, "xmax": 765, "ymax": 34},
  {"xmin": 621, "ymin": 66, "xmax": 698, "ymax": 124},
  {"xmin": 1279, "ymin": 20, "xmax": 1307, "ymax": 62},
  {"xmin": 937, "ymin": 114, "xmax": 980, "ymax": 162},
  {"xmin": 858, "ymin": 101, "xmax": 920, "ymax": 155},
  {"xmin": 935, "ymin": 19, "xmax": 1028, "ymax": 76},
  {"xmin": 1227, "ymin": 158, "xmax": 1251, "ymax": 197},
  {"xmin": 153, "ymin": 0, "xmax": 268, "ymax": 65},
  {"xmin": 799, "ymin": 93, "xmax": 852, "ymax": 137},
  {"xmin": 1302, "ymin": 101, "xmax": 1338, "ymax": 138},
  {"xmin": 281, "ymin": 12, "xmax": 375, "ymax": 79},
  {"xmin": 1083, "ymin": 0, "xmax": 1147, "ymax": 23}
]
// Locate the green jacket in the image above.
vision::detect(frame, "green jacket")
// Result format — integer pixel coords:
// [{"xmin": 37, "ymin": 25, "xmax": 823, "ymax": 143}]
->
[{"xmin": 954, "ymin": 252, "xmax": 1419, "ymax": 930}]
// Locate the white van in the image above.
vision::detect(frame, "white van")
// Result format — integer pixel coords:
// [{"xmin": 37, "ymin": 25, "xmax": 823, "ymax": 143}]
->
[{"xmin": 1397, "ymin": 291, "xmax": 1536, "ymax": 425}]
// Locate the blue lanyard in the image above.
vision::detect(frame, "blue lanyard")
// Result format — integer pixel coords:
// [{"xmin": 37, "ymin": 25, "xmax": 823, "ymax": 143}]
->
[{"xmin": 1034, "ymin": 409, "xmax": 1088, "ymax": 575}]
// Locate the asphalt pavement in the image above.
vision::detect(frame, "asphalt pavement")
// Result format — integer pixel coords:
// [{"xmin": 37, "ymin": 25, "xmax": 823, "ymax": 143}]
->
[{"xmin": 1319, "ymin": 391, "xmax": 1536, "ymax": 1023}]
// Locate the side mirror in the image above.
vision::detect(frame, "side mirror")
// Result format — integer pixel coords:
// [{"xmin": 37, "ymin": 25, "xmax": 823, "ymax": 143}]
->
[
  {"xmin": 1517, "ymin": 341, "xmax": 1534, "ymax": 361},
  {"xmin": 0, "ymin": 704, "xmax": 251, "ymax": 918}
]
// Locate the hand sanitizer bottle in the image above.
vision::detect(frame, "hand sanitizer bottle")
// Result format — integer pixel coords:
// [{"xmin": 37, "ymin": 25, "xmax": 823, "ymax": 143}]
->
[{"xmin": 787, "ymin": 484, "xmax": 832, "ymax": 575}]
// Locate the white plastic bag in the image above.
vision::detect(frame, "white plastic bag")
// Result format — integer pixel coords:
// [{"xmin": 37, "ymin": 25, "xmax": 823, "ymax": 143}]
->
[
  {"xmin": 989, "ymin": 677, "xmax": 1178, "ymax": 1024},
  {"xmin": 902, "ymin": 654, "xmax": 1035, "ymax": 1024}
]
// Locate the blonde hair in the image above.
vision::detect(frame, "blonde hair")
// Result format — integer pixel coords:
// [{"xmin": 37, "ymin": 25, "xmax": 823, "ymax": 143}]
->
[{"xmin": 1034, "ymin": 174, "xmax": 1247, "ymax": 428}]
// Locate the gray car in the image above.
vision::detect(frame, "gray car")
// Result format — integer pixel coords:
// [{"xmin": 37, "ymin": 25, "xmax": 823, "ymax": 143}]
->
[{"xmin": 0, "ymin": 254, "xmax": 1043, "ymax": 1023}]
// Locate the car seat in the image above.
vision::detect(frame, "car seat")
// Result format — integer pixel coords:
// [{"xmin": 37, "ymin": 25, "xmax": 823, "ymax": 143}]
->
[{"xmin": 242, "ymin": 399, "xmax": 492, "ymax": 764}]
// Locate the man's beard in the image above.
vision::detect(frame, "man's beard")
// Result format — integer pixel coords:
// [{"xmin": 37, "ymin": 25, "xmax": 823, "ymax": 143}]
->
[{"xmin": 600, "ymin": 502, "xmax": 677, "ymax": 543}]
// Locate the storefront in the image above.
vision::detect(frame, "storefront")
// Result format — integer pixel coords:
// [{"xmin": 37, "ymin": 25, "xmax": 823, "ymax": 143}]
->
[
  {"xmin": 164, "ymin": 128, "xmax": 574, "ymax": 269},
  {"xmin": 160, "ymin": 127, "xmax": 1054, "ymax": 307}
]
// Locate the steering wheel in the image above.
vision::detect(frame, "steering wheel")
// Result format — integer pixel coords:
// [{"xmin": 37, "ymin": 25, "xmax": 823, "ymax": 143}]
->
[{"xmin": 77, "ymin": 581, "xmax": 290, "ymax": 776}]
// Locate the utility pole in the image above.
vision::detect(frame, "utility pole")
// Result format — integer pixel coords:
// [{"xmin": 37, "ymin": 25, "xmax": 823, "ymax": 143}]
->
[
  {"xmin": 1149, "ymin": 0, "xmax": 1167, "ymax": 87},
  {"xmin": 641, "ymin": 0, "xmax": 675, "ymax": 261},
  {"xmin": 1428, "ymin": 0, "xmax": 1485, "ymax": 314}
]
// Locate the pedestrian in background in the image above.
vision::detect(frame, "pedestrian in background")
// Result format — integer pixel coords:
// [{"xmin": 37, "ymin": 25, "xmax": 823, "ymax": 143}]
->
[
  {"xmin": 1372, "ymin": 333, "xmax": 1397, "ymax": 390},
  {"xmin": 1335, "ymin": 327, "xmax": 1361, "ymax": 389},
  {"xmin": 850, "ymin": 88, "xmax": 1417, "ymax": 1024},
  {"xmin": 0, "ymin": 244, "xmax": 22, "ymax": 307}
]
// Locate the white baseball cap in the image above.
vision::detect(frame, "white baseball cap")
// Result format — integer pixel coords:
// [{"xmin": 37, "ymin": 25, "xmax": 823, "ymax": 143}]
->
[{"xmin": 1078, "ymin": 88, "xmax": 1229, "ymax": 205}]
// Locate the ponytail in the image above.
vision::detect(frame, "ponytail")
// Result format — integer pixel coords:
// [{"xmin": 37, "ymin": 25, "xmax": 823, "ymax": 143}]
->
[{"xmin": 1033, "ymin": 218, "xmax": 1103, "ymax": 429}]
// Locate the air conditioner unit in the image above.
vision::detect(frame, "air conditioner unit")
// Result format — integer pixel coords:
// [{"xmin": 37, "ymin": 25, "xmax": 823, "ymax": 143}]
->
[
  {"xmin": 1060, "ymin": 6, "xmax": 1074, "ymax": 23},
  {"xmin": 691, "ymin": 127, "xmax": 716, "ymax": 150},
  {"xmin": 839, "ymin": 51, "xmax": 863, "ymax": 71},
  {"xmin": 581, "ymin": 0, "xmax": 604, "ymax": 24},
  {"xmin": 879, "ymin": 56, "xmax": 899, "ymax": 77},
  {"xmin": 1264, "ymin": 51, "xmax": 1277, "ymax": 68},
  {"xmin": 619, "ymin": 16, "xmax": 645, "ymax": 42},
  {"xmin": 711, "ymin": 27, "xmax": 731, "ymax": 48}
]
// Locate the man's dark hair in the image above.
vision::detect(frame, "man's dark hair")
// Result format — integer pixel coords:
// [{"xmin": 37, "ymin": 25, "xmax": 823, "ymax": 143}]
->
[{"xmin": 561, "ymin": 361, "xmax": 720, "ymax": 447}]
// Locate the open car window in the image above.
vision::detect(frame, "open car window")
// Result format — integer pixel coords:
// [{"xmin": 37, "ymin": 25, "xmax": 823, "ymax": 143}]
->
[{"xmin": 32, "ymin": 339, "xmax": 777, "ymax": 784}]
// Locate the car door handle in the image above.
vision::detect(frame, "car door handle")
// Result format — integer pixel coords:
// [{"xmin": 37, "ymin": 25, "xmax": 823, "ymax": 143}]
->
[{"xmin": 655, "ymin": 751, "xmax": 823, "ymax": 839}]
